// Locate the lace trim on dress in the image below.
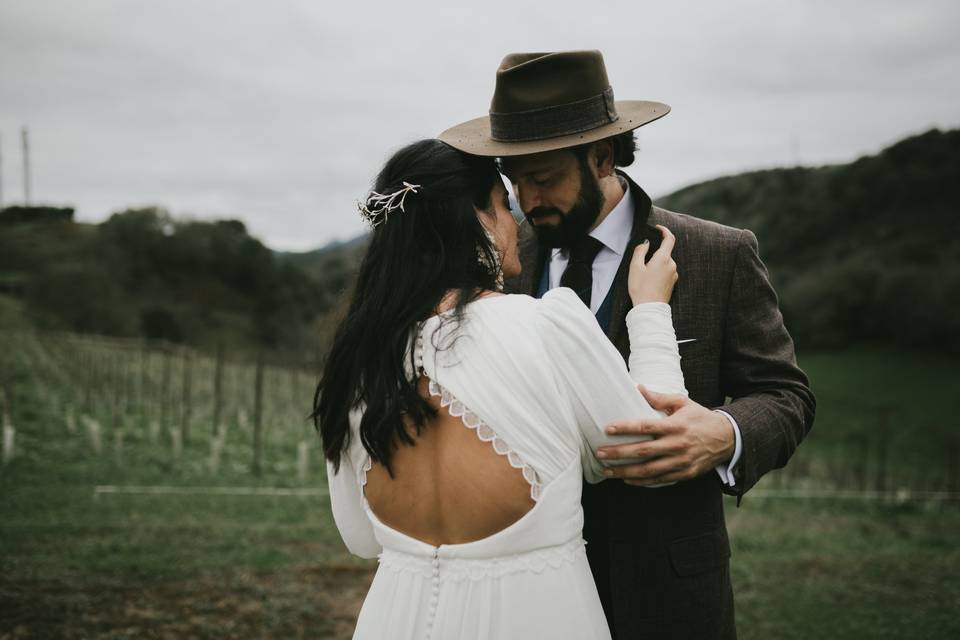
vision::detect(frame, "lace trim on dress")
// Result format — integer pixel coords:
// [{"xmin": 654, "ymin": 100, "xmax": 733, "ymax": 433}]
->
[
  {"xmin": 425, "ymin": 378, "xmax": 542, "ymax": 502},
  {"xmin": 377, "ymin": 537, "xmax": 586, "ymax": 581},
  {"xmin": 357, "ymin": 319, "xmax": 543, "ymax": 503}
]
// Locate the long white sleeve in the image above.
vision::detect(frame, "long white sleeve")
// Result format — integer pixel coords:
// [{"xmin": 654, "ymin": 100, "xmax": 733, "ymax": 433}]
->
[
  {"xmin": 325, "ymin": 409, "xmax": 382, "ymax": 559},
  {"xmin": 536, "ymin": 287, "xmax": 687, "ymax": 483},
  {"xmin": 626, "ymin": 298, "xmax": 744, "ymax": 487},
  {"xmin": 626, "ymin": 302, "xmax": 688, "ymax": 396},
  {"xmin": 326, "ymin": 457, "xmax": 381, "ymax": 558}
]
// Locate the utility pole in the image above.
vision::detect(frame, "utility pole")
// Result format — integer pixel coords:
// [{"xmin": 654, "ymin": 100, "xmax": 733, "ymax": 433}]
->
[{"xmin": 21, "ymin": 127, "xmax": 30, "ymax": 206}]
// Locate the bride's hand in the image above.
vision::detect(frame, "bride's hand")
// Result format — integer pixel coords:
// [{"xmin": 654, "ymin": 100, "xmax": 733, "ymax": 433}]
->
[{"xmin": 628, "ymin": 224, "xmax": 677, "ymax": 305}]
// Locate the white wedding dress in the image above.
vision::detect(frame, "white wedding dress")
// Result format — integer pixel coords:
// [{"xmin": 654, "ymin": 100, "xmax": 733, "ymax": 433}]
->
[{"xmin": 326, "ymin": 287, "xmax": 688, "ymax": 640}]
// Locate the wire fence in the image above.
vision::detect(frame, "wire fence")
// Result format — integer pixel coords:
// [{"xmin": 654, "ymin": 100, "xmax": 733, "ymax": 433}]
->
[{"xmin": 2, "ymin": 328, "xmax": 958, "ymax": 502}]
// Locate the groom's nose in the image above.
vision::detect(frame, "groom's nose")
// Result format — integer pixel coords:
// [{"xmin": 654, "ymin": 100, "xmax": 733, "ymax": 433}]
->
[{"xmin": 515, "ymin": 183, "xmax": 541, "ymax": 214}]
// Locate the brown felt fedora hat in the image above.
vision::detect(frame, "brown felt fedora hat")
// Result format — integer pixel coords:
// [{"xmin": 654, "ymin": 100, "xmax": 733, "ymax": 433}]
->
[{"xmin": 438, "ymin": 50, "xmax": 670, "ymax": 157}]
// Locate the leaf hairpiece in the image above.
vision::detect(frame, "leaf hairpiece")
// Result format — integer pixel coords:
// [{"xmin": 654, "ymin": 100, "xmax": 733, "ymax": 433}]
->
[{"xmin": 357, "ymin": 181, "xmax": 422, "ymax": 229}]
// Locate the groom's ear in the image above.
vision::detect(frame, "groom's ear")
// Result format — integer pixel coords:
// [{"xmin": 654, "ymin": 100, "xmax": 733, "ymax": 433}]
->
[{"xmin": 592, "ymin": 140, "xmax": 615, "ymax": 178}]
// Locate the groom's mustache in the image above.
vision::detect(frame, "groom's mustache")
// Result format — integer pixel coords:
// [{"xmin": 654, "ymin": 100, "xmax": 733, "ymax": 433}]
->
[{"xmin": 525, "ymin": 207, "xmax": 565, "ymax": 225}]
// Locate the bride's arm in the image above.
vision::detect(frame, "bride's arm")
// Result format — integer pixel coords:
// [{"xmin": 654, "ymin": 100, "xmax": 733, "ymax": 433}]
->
[
  {"xmin": 625, "ymin": 225, "xmax": 685, "ymax": 395},
  {"xmin": 537, "ymin": 227, "xmax": 686, "ymax": 483},
  {"xmin": 537, "ymin": 288, "xmax": 685, "ymax": 483},
  {"xmin": 325, "ymin": 409, "xmax": 382, "ymax": 558},
  {"xmin": 626, "ymin": 301, "xmax": 687, "ymax": 396}
]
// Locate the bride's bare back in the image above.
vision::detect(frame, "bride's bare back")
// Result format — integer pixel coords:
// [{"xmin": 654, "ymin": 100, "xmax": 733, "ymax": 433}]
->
[{"xmin": 363, "ymin": 375, "xmax": 535, "ymax": 546}]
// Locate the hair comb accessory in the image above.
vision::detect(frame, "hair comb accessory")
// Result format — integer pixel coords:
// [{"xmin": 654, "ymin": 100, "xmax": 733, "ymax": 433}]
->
[{"xmin": 357, "ymin": 181, "xmax": 422, "ymax": 228}]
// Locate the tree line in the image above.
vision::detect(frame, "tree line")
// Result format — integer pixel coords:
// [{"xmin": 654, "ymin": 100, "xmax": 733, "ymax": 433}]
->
[
  {"xmin": 2, "ymin": 127, "xmax": 956, "ymax": 355},
  {"xmin": 0, "ymin": 206, "xmax": 333, "ymax": 353}
]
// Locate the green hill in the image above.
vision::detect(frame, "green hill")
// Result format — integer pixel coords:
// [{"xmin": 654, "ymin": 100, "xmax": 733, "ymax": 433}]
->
[
  {"xmin": 284, "ymin": 129, "xmax": 960, "ymax": 353},
  {"xmin": 3, "ymin": 128, "xmax": 956, "ymax": 355},
  {"xmin": 275, "ymin": 235, "xmax": 368, "ymax": 294},
  {"xmin": 656, "ymin": 127, "xmax": 960, "ymax": 352}
]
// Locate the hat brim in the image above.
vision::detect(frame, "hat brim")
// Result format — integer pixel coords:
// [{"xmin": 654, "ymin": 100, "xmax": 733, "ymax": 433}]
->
[{"xmin": 437, "ymin": 100, "xmax": 670, "ymax": 157}]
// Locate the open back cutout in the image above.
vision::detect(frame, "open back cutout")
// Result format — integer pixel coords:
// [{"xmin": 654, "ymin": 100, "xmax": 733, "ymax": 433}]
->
[{"xmin": 362, "ymin": 376, "xmax": 539, "ymax": 547}]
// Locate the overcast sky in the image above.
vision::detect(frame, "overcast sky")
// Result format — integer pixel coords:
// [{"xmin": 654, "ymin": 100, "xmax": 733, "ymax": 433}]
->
[{"xmin": 1, "ymin": 0, "xmax": 958, "ymax": 251}]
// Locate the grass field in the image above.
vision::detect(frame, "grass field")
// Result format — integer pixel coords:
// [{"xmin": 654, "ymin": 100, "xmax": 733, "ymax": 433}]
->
[
  {"xmin": 792, "ymin": 345, "xmax": 959, "ymax": 488},
  {"xmin": 2, "ymin": 312, "xmax": 959, "ymax": 638},
  {"xmin": 728, "ymin": 500, "xmax": 960, "ymax": 639}
]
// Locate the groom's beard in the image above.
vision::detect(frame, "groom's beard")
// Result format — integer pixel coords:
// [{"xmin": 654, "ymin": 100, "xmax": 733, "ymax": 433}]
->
[{"xmin": 525, "ymin": 161, "xmax": 605, "ymax": 249}]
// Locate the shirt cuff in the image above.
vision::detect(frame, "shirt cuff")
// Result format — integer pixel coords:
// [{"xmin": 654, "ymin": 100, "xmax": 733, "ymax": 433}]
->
[{"xmin": 712, "ymin": 409, "xmax": 742, "ymax": 487}]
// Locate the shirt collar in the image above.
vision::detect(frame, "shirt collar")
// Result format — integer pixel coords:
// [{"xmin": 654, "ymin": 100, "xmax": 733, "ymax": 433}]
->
[{"xmin": 589, "ymin": 176, "xmax": 633, "ymax": 257}]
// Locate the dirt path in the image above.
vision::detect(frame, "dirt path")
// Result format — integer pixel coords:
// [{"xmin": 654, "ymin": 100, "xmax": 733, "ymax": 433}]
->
[{"xmin": 0, "ymin": 565, "xmax": 375, "ymax": 639}]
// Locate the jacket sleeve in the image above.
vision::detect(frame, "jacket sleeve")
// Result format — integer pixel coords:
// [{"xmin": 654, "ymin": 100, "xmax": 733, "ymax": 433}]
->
[
  {"xmin": 715, "ymin": 228, "xmax": 816, "ymax": 500},
  {"xmin": 536, "ymin": 287, "xmax": 688, "ymax": 484}
]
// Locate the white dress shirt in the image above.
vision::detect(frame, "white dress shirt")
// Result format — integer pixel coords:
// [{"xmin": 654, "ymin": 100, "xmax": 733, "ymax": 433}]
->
[{"xmin": 546, "ymin": 177, "xmax": 743, "ymax": 487}]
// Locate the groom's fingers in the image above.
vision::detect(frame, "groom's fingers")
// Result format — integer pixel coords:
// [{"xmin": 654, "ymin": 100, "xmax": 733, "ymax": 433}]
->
[
  {"xmin": 605, "ymin": 417, "xmax": 680, "ymax": 437},
  {"xmin": 601, "ymin": 454, "xmax": 686, "ymax": 480},
  {"xmin": 623, "ymin": 470, "xmax": 688, "ymax": 487},
  {"xmin": 636, "ymin": 384, "xmax": 687, "ymax": 414},
  {"xmin": 596, "ymin": 433, "xmax": 682, "ymax": 460}
]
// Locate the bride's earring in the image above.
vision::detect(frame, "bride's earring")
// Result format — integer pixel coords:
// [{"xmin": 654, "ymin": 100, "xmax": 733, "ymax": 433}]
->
[{"xmin": 477, "ymin": 227, "xmax": 505, "ymax": 292}]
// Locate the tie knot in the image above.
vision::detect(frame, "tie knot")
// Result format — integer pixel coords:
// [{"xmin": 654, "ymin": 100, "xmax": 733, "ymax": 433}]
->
[{"xmin": 567, "ymin": 235, "xmax": 605, "ymax": 265}]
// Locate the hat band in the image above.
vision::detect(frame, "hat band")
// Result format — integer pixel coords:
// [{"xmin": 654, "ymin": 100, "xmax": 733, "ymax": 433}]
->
[{"xmin": 489, "ymin": 87, "xmax": 619, "ymax": 143}]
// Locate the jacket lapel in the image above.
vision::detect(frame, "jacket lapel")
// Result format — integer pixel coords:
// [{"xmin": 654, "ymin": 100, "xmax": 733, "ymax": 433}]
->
[{"xmin": 605, "ymin": 171, "xmax": 660, "ymax": 358}]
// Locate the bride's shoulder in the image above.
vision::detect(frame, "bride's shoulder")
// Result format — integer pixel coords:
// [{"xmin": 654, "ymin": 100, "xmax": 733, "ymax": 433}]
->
[
  {"xmin": 478, "ymin": 288, "xmax": 581, "ymax": 309},
  {"xmin": 472, "ymin": 289, "xmax": 592, "ymax": 325},
  {"xmin": 474, "ymin": 291, "xmax": 576, "ymax": 321},
  {"xmin": 473, "ymin": 291, "xmax": 536, "ymax": 313},
  {"xmin": 475, "ymin": 290, "xmax": 598, "ymax": 349},
  {"xmin": 536, "ymin": 288, "xmax": 596, "ymax": 321}
]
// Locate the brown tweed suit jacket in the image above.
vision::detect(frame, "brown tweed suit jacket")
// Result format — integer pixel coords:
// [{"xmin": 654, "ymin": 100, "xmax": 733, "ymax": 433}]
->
[{"xmin": 504, "ymin": 171, "xmax": 816, "ymax": 640}]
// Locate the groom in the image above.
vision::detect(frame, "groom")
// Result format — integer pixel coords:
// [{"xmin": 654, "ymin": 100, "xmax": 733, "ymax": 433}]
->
[{"xmin": 440, "ymin": 51, "xmax": 816, "ymax": 639}]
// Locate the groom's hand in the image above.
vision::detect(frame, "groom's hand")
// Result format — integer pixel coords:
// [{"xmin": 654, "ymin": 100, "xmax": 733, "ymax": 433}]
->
[{"xmin": 595, "ymin": 384, "xmax": 736, "ymax": 486}]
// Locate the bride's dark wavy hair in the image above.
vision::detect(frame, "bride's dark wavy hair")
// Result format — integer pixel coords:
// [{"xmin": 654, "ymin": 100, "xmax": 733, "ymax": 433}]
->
[{"xmin": 313, "ymin": 139, "xmax": 501, "ymax": 474}]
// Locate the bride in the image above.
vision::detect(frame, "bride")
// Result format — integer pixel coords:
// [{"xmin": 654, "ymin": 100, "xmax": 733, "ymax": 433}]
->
[{"xmin": 314, "ymin": 138, "xmax": 685, "ymax": 639}]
